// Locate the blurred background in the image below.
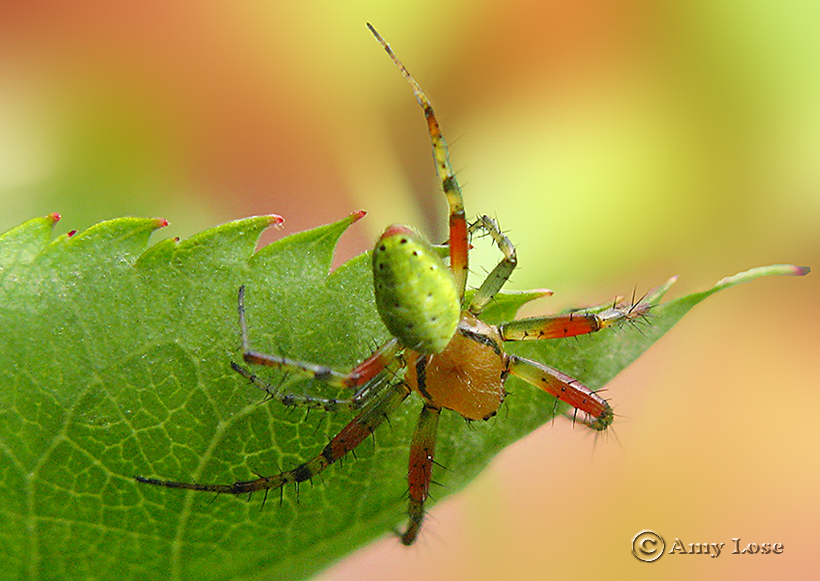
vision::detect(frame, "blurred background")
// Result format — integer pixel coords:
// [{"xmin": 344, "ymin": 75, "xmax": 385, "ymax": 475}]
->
[{"xmin": 2, "ymin": 0, "xmax": 817, "ymax": 579}]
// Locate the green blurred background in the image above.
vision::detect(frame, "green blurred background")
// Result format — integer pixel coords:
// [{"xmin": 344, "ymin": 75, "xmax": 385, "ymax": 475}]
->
[{"xmin": 2, "ymin": 1, "xmax": 817, "ymax": 579}]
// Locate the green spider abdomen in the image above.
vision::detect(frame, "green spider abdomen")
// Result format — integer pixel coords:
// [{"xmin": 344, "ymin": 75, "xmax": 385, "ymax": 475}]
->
[{"xmin": 372, "ymin": 224, "xmax": 460, "ymax": 354}]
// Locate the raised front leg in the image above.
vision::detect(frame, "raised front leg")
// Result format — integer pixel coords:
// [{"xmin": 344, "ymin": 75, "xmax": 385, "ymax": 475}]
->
[{"xmin": 368, "ymin": 23, "xmax": 469, "ymax": 299}]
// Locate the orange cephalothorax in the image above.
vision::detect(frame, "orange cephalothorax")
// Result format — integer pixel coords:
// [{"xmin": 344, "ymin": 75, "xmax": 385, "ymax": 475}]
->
[{"xmin": 406, "ymin": 312, "xmax": 506, "ymax": 421}]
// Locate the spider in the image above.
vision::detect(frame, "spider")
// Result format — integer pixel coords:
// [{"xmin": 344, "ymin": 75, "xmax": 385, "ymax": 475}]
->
[{"xmin": 136, "ymin": 24, "xmax": 648, "ymax": 546}]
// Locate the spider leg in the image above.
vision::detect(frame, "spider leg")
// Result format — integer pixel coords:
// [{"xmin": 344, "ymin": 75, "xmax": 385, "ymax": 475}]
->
[
  {"xmin": 368, "ymin": 23, "xmax": 469, "ymax": 299},
  {"xmin": 239, "ymin": 336, "xmax": 401, "ymax": 389},
  {"xmin": 236, "ymin": 285, "xmax": 403, "ymax": 411},
  {"xmin": 498, "ymin": 301, "xmax": 650, "ymax": 341},
  {"xmin": 231, "ymin": 357, "xmax": 395, "ymax": 413},
  {"xmin": 239, "ymin": 285, "xmax": 401, "ymax": 388},
  {"xmin": 135, "ymin": 380, "xmax": 411, "ymax": 494},
  {"xmin": 467, "ymin": 215, "xmax": 519, "ymax": 315},
  {"xmin": 400, "ymin": 403, "xmax": 442, "ymax": 546},
  {"xmin": 506, "ymin": 355, "xmax": 613, "ymax": 431}
]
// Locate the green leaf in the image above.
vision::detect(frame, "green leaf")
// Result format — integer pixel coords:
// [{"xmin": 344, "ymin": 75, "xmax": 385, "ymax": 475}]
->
[{"xmin": 0, "ymin": 213, "xmax": 809, "ymax": 581}]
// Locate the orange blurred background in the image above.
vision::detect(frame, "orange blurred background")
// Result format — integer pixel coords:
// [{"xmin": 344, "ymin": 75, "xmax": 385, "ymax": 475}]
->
[{"xmin": 2, "ymin": 1, "xmax": 817, "ymax": 579}]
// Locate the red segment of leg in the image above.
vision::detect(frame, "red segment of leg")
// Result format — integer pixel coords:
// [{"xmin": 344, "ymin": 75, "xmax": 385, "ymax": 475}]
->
[
  {"xmin": 319, "ymin": 380, "xmax": 409, "ymax": 466},
  {"xmin": 401, "ymin": 404, "xmax": 441, "ymax": 546},
  {"xmin": 344, "ymin": 338, "xmax": 401, "ymax": 388},
  {"xmin": 507, "ymin": 355, "xmax": 612, "ymax": 426},
  {"xmin": 448, "ymin": 211, "xmax": 469, "ymax": 297},
  {"xmin": 499, "ymin": 313, "xmax": 601, "ymax": 341}
]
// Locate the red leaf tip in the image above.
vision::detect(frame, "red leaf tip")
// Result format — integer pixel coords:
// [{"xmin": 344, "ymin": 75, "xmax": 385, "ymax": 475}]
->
[
  {"xmin": 154, "ymin": 218, "xmax": 169, "ymax": 228},
  {"xmin": 792, "ymin": 265, "xmax": 811, "ymax": 276},
  {"xmin": 266, "ymin": 214, "xmax": 285, "ymax": 227},
  {"xmin": 348, "ymin": 209, "xmax": 367, "ymax": 223},
  {"xmin": 48, "ymin": 212, "xmax": 61, "ymax": 224}
]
